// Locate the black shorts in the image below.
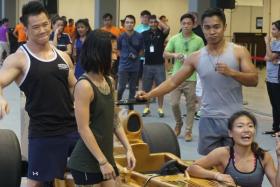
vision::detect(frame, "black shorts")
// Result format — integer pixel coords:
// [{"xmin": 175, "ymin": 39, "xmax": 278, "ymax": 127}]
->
[
  {"xmin": 28, "ymin": 131, "xmax": 79, "ymax": 181},
  {"xmin": 71, "ymin": 167, "xmax": 119, "ymax": 185}
]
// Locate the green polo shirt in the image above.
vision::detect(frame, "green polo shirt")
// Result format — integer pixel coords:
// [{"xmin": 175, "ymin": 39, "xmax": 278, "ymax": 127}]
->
[{"xmin": 165, "ymin": 32, "xmax": 204, "ymax": 81}]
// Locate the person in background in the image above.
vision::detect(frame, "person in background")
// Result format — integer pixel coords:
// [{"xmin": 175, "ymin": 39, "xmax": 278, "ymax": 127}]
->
[
  {"xmin": 110, "ymin": 34, "xmax": 119, "ymax": 86},
  {"xmin": 135, "ymin": 10, "xmax": 151, "ymax": 33},
  {"xmin": 188, "ymin": 11, "xmax": 207, "ymax": 121},
  {"xmin": 163, "ymin": 13, "xmax": 204, "ymax": 141},
  {"xmin": 135, "ymin": 10, "xmax": 151, "ymax": 88},
  {"xmin": 0, "ymin": 18, "xmax": 10, "ymax": 65},
  {"xmin": 119, "ymin": 19, "xmax": 126, "ymax": 34},
  {"xmin": 13, "ymin": 16, "xmax": 27, "ymax": 48},
  {"xmin": 101, "ymin": 13, "xmax": 120, "ymax": 38},
  {"xmin": 187, "ymin": 111, "xmax": 280, "ymax": 187},
  {"xmin": 68, "ymin": 30, "xmax": 136, "ymax": 186},
  {"xmin": 50, "ymin": 15, "xmax": 72, "ymax": 56},
  {"xmin": 73, "ymin": 19, "xmax": 92, "ymax": 79},
  {"xmin": 188, "ymin": 11, "xmax": 207, "ymax": 45},
  {"xmin": 159, "ymin": 15, "xmax": 168, "ymax": 24},
  {"xmin": 101, "ymin": 13, "xmax": 121, "ymax": 86},
  {"xmin": 263, "ymin": 20, "xmax": 280, "ymax": 136},
  {"xmin": 117, "ymin": 15, "xmax": 144, "ymax": 110},
  {"xmin": 141, "ymin": 15, "xmax": 170, "ymax": 118},
  {"xmin": 64, "ymin": 18, "xmax": 76, "ymax": 41}
]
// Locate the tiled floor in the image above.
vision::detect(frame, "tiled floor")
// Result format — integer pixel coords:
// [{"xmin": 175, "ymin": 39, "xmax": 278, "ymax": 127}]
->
[{"xmin": 0, "ymin": 68, "xmax": 275, "ymax": 187}]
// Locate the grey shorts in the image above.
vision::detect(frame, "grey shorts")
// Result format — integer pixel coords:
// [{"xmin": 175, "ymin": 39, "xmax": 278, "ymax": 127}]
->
[
  {"xmin": 198, "ymin": 117, "xmax": 232, "ymax": 155},
  {"xmin": 142, "ymin": 64, "xmax": 166, "ymax": 92}
]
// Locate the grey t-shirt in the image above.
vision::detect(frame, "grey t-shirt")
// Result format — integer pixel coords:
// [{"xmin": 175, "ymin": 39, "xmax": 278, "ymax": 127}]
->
[
  {"xmin": 266, "ymin": 40, "xmax": 280, "ymax": 83},
  {"xmin": 196, "ymin": 43, "xmax": 243, "ymax": 118}
]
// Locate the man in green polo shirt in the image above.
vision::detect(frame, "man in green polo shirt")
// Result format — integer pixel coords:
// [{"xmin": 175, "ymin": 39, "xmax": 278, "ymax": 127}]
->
[{"xmin": 164, "ymin": 13, "xmax": 204, "ymax": 141}]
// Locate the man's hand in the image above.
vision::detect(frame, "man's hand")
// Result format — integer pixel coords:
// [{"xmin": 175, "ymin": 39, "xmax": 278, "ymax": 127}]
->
[
  {"xmin": 0, "ymin": 96, "xmax": 9, "ymax": 119},
  {"xmin": 135, "ymin": 90, "xmax": 150, "ymax": 101},
  {"xmin": 173, "ymin": 53, "xmax": 185, "ymax": 61},
  {"xmin": 215, "ymin": 62, "xmax": 234, "ymax": 77}
]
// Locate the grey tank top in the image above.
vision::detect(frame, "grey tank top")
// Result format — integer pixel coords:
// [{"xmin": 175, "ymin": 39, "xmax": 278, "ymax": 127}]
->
[
  {"xmin": 224, "ymin": 147, "xmax": 264, "ymax": 187},
  {"xmin": 196, "ymin": 42, "xmax": 243, "ymax": 118}
]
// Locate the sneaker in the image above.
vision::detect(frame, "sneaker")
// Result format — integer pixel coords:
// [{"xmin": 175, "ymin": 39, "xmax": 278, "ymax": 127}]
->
[
  {"xmin": 142, "ymin": 107, "xmax": 150, "ymax": 117},
  {"xmin": 263, "ymin": 130, "xmax": 276, "ymax": 134},
  {"xmin": 185, "ymin": 132, "xmax": 192, "ymax": 142},
  {"xmin": 271, "ymin": 131, "xmax": 280, "ymax": 137},
  {"xmin": 158, "ymin": 108, "xmax": 164, "ymax": 118},
  {"xmin": 194, "ymin": 111, "xmax": 200, "ymax": 120},
  {"xmin": 174, "ymin": 126, "xmax": 182, "ymax": 136}
]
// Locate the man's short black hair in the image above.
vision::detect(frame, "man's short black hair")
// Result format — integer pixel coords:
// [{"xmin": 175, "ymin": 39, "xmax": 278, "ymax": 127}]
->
[
  {"xmin": 159, "ymin": 15, "xmax": 166, "ymax": 20},
  {"xmin": 2, "ymin": 18, "xmax": 8, "ymax": 23},
  {"xmin": 68, "ymin": 18, "xmax": 74, "ymax": 23},
  {"xmin": 180, "ymin": 13, "xmax": 194, "ymax": 23},
  {"xmin": 124, "ymin": 15, "xmax": 136, "ymax": 23},
  {"xmin": 80, "ymin": 29, "xmax": 112, "ymax": 75},
  {"xmin": 22, "ymin": 1, "xmax": 49, "ymax": 27},
  {"xmin": 140, "ymin": 10, "xmax": 151, "ymax": 17},
  {"xmin": 103, "ymin": 13, "xmax": 113, "ymax": 20},
  {"xmin": 149, "ymin": 15, "xmax": 157, "ymax": 20},
  {"xmin": 201, "ymin": 8, "xmax": 226, "ymax": 26},
  {"xmin": 19, "ymin": 16, "xmax": 24, "ymax": 23},
  {"xmin": 188, "ymin": 11, "xmax": 199, "ymax": 19}
]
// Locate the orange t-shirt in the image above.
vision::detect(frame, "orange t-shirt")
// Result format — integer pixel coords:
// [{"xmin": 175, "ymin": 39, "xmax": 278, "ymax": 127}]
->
[
  {"xmin": 14, "ymin": 23, "xmax": 27, "ymax": 42},
  {"xmin": 101, "ymin": 26, "xmax": 121, "ymax": 38},
  {"xmin": 64, "ymin": 25, "xmax": 76, "ymax": 39},
  {"xmin": 119, "ymin": 27, "xmax": 126, "ymax": 34}
]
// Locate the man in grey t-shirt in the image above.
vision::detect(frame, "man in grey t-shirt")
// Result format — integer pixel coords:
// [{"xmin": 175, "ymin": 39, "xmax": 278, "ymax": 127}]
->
[{"xmin": 136, "ymin": 8, "xmax": 258, "ymax": 155}]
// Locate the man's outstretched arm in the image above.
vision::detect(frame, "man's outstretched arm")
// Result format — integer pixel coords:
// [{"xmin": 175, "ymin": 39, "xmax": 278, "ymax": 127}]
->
[{"xmin": 137, "ymin": 55, "xmax": 196, "ymax": 100}]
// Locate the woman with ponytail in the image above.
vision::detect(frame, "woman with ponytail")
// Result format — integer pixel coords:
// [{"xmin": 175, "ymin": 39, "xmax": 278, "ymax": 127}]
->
[{"xmin": 187, "ymin": 110, "xmax": 280, "ymax": 187}]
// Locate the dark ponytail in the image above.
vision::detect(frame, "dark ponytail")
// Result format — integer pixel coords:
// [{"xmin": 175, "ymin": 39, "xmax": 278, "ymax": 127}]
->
[
  {"xmin": 228, "ymin": 111, "xmax": 267, "ymax": 160},
  {"xmin": 251, "ymin": 141, "xmax": 266, "ymax": 160}
]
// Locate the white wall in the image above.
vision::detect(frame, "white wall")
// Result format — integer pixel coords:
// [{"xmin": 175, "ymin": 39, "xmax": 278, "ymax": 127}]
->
[
  {"xmin": 263, "ymin": 0, "xmax": 280, "ymax": 35},
  {"xmin": 16, "ymin": 0, "xmax": 280, "ymax": 39},
  {"xmin": 119, "ymin": 0, "xmax": 188, "ymax": 37},
  {"xmin": 58, "ymin": 0, "xmax": 95, "ymax": 28},
  {"xmin": 225, "ymin": 6, "xmax": 263, "ymax": 35}
]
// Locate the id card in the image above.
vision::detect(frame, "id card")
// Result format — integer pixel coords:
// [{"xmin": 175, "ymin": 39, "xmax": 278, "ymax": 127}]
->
[{"xmin": 150, "ymin": 45, "xmax": 154, "ymax": 53}]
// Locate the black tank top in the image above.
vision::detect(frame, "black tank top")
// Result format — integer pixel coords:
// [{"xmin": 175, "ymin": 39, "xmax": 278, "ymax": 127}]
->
[
  {"xmin": 20, "ymin": 44, "xmax": 76, "ymax": 137},
  {"xmin": 68, "ymin": 75, "xmax": 115, "ymax": 173},
  {"xmin": 224, "ymin": 147, "xmax": 264, "ymax": 187}
]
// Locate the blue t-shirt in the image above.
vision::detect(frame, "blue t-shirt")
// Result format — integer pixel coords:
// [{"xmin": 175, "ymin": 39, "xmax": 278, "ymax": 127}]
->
[
  {"xmin": 266, "ymin": 40, "xmax": 280, "ymax": 83},
  {"xmin": 49, "ymin": 32, "xmax": 72, "ymax": 51},
  {"xmin": 74, "ymin": 38, "xmax": 84, "ymax": 79},
  {"xmin": 135, "ymin": 24, "xmax": 150, "ymax": 33},
  {"xmin": 117, "ymin": 31, "xmax": 144, "ymax": 72}
]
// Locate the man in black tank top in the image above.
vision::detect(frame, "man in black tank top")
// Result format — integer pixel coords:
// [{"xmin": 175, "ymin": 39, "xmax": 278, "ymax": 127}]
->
[{"xmin": 0, "ymin": 2, "xmax": 78, "ymax": 186}]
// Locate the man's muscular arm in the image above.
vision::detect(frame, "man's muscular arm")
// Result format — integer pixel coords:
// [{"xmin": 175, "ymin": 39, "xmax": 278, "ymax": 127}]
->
[{"xmin": 0, "ymin": 52, "xmax": 25, "ymax": 118}]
